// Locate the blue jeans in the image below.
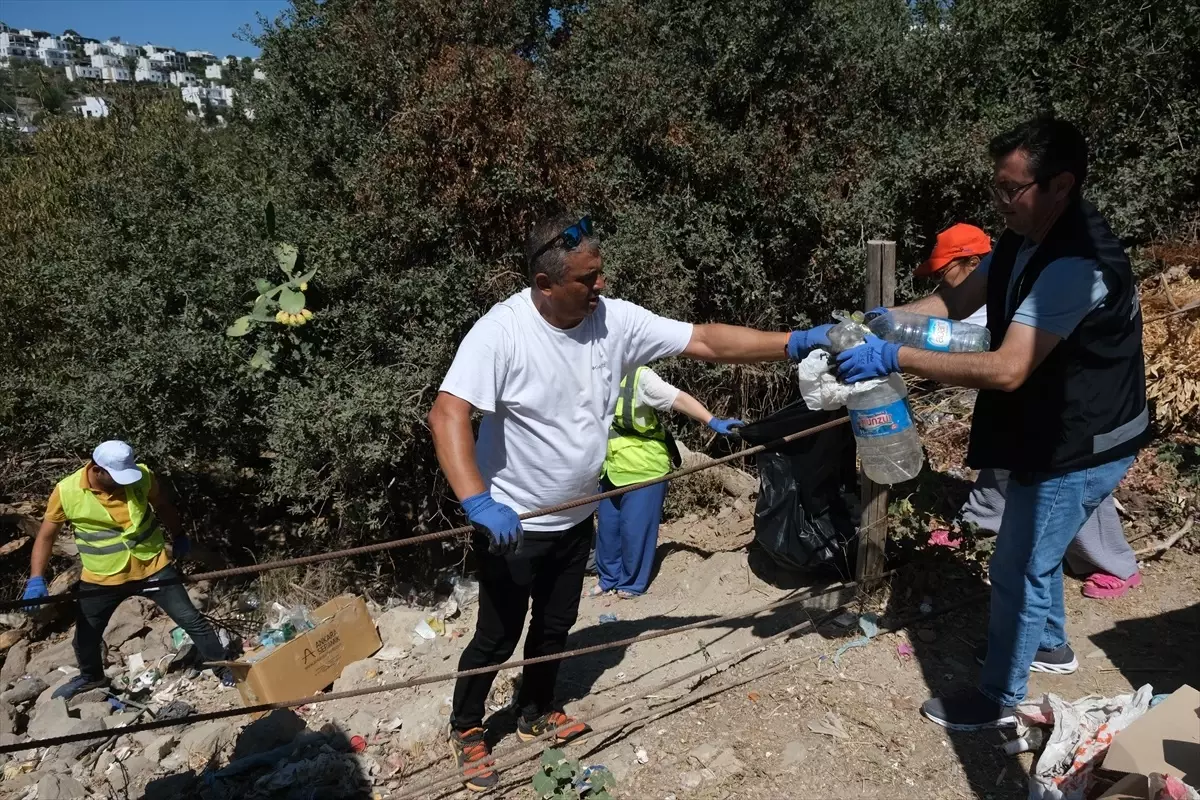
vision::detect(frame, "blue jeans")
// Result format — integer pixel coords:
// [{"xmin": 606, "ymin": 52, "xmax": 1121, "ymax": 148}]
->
[
  {"xmin": 595, "ymin": 478, "xmax": 668, "ymax": 596},
  {"xmin": 979, "ymin": 456, "xmax": 1135, "ymax": 706}
]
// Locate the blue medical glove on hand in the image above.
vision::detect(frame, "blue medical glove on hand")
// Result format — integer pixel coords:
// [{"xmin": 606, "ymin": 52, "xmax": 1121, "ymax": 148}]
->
[
  {"xmin": 786, "ymin": 324, "xmax": 835, "ymax": 361},
  {"xmin": 22, "ymin": 576, "xmax": 48, "ymax": 612},
  {"xmin": 863, "ymin": 306, "xmax": 889, "ymax": 322},
  {"xmin": 836, "ymin": 335, "xmax": 901, "ymax": 383},
  {"xmin": 172, "ymin": 535, "xmax": 191, "ymax": 559},
  {"xmin": 707, "ymin": 417, "xmax": 745, "ymax": 436},
  {"xmin": 462, "ymin": 492, "xmax": 523, "ymax": 555}
]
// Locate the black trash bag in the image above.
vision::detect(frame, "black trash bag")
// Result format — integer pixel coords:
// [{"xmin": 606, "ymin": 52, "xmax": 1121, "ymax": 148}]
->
[{"xmin": 738, "ymin": 401, "xmax": 859, "ymax": 575}]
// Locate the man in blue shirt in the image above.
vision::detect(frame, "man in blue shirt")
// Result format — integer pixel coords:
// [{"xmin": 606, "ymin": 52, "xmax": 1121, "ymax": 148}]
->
[{"xmin": 813, "ymin": 114, "xmax": 1149, "ymax": 730}]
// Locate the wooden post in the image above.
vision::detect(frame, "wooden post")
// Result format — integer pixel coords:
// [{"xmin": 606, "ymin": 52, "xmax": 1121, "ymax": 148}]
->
[{"xmin": 856, "ymin": 240, "xmax": 896, "ymax": 586}]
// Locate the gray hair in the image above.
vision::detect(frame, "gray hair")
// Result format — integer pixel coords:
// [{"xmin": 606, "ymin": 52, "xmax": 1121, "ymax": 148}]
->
[{"xmin": 524, "ymin": 212, "xmax": 597, "ymax": 284}]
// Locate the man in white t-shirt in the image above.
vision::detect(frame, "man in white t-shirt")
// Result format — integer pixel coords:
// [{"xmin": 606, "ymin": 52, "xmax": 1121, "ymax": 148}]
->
[{"xmin": 429, "ymin": 211, "xmax": 827, "ymax": 792}]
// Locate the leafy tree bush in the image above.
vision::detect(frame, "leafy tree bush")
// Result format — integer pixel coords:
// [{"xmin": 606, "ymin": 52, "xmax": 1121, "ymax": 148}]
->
[{"xmin": 1, "ymin": 0, "xmax": 1197, "ymax": 575}]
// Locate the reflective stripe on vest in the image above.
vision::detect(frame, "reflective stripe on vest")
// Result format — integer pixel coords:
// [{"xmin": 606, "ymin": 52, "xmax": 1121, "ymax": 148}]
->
[
  {"xmin": 56, "ymin": 464, "xmax": 166, "ymax": 576},
  {"xmin": 603, "ymin": 368, "xmax": 671, "ymax": 487}
]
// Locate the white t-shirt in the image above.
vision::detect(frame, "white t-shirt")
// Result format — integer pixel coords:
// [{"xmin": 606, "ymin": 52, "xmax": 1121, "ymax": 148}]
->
[
  {"xmin": 439, "ymin": 290, "xmax": 694, "ymax": 532},
  {"xmin": 634, "ymin": 367, "xmax": 681, "ymax": 413}
]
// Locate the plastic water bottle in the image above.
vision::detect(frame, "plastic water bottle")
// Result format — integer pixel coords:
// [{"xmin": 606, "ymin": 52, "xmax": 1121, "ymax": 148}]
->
[
  {"xmin": 867, "ymin": 310, "xmax": 990, "ymax": 352},
  {"xmin": 845, "ymin": 376, "xmax": 924, "ymax": 484}
]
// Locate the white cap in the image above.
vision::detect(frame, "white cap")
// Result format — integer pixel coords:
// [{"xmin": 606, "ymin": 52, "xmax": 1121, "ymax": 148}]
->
[{"xmin": 91, "ymin": 440, "xmax": 143, "ymax": 485}]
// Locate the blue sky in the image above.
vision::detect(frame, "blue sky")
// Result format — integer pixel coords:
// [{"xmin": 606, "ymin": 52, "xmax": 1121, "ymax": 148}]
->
[{"xmin": 1, "ymin": 0, "xmax": 291, "ymax": 58}]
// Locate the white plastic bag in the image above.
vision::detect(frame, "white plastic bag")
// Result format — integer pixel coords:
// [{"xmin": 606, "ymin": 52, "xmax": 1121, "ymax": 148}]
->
[
  {"xmin": 795, "ymin": 350, "xmax": 906, "ymax": 411},
  {"xmin": 1018, "ymin": 684, "xmax": 1154, "ymax": 800}
]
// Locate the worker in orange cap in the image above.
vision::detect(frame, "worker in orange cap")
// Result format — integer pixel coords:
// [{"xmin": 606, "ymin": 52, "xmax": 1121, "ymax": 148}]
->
[
  {"xmin": 920, "ymin": 224, "xmax": 1142, "ymax": 605},
  {"xmin": 915, "ymin": 223, "xmax": 993, "ymax": 327}
]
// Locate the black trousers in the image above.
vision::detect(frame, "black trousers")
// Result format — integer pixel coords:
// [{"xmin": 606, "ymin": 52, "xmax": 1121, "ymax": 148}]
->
[
  {"xmin": 450, "ymin": 517, "xmax": 592, "ymax": 731},
  {"xmin": 74, "ymin": 564, "xmax": 226, "ymax": 681}
]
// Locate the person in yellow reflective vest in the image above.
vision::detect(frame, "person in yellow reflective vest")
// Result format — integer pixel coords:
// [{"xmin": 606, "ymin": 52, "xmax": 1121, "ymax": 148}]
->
[
  {"xmin": 22, "ymin": 440, "xmax": 233, "ymax": 699},
  {"xmin": 591, "ymin": 367, "xmax": 744, "ymax": 598}
]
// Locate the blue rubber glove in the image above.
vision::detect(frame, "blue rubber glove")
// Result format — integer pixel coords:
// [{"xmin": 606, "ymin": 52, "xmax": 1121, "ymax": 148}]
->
[
  {"xmin": 863, "ymin": 306, "xmax": 889, "ymax": 322},
  {"xmin": 172, "ymin": 534, "xmax": 191, "ymax": 559},
  {"xmin": 462, "ymin": 492, "xmax": 523, "ymax": 555},
  {"xmin": 836, "ymin": 335, "xmax": 901, "ymax": 383},
  {"xmin": 707, "ymin": 417, "xmax": 745, "ymax": 436},
  {"xmin": 22, "ymin": 576, "xmax": 48, "ymax": 612},
  {"xmin": 786, "ymin": 324, "xmax": 835, "ymax": 361}
]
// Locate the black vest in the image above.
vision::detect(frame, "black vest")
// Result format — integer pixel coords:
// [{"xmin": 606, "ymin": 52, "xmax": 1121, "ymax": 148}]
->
[{"xmin": 967, "ymin": 199, "xmax": 1150, "ymax": 473}]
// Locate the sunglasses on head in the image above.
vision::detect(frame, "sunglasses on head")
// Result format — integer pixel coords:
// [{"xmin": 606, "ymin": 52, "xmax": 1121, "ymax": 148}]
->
[{"xmin": 531, "ymin": 215, "xmax": 593, "ymax": 263}]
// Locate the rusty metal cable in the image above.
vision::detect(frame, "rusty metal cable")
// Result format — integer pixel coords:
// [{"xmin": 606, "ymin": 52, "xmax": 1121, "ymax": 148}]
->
[
  {"xmin": 2, "ymin": 415, "xmax": 850, "ymax": 611},
  {"xmin": 0, "ymin": 572, "xmax": 868, "ymax": 755}
]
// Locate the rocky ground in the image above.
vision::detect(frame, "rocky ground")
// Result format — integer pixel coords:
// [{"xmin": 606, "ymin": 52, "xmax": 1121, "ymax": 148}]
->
[{"xmin": 0, "ymin": 530, "xmax": 1195, "ymax": 800}]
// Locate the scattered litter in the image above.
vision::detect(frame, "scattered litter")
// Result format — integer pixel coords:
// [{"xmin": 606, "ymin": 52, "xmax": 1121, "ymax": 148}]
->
[
  {"xmin": 927, "ymin": 530, "xmax": 962, "ymax": 549},
  {"xmin": 375, "ymin": 646, "xmax": 407, "ymax": 661},
  {"xmin": 896, "ymin": 642, "xmax": 915, "ymax": 659},
  {"xmin": 1149, "ymin": 773, "xmax": 1200, "ymax": 800},
  {"xmin": 170, "ymin": 627, "xmax": 193, "ymax": 650},
  {"xmin": 1000, "ymin": 726, "xmax": 1044, "ymax": 755},
  {"xmin": 450, "ymin": 576, "xmax": 480, "ymax": 609},
  {"xmin": 807, "ymin": 712, "xmax": 849, "ymax": 740},
  {"xmin": 127, "ymin": 652, "xmax": 146, "ymax": 675},
  {"xmin": 833, "ymin": 614, "xmax": 879, "ymax": 664},
  {"xmin": 1017, "ymin": 684, "xmax": 1153, "ymax": 799},
  {"xmin": 433, "ymin": 596, "xmax": 459, "ymax": 622},
  {"xmin": 237, "ymin": 592, "xmax": 260, "ymax": 612},
  {"xmin": 635, "ymin": 747, "xmax": 649, "ymax": 764},
  {"xmin": 747, "ymin": 692, "xmax": 761, "ymax": 703},
  {"xmin": 919, "ymin": 601, "xmax": 934, "ymax": 614},
  {"xmin": 598, "ymin": 613, "xmax": 618, "ymax": 624},
  {"xmin": 381, "ymin": 717, "xmax": 403, "ymax": 732},
  {"xmin": 157, "ymin": 700, "xmax": 196, "ymax": 720},
  {"xmin": 350, "ymin": 735, "xmax": 367, "ymax": 753},
  {"xmin": 425, "ymin": 616, "xmax": 445, "ymax": 636},
  {"xmin": 106, "ymin": 696, "xmax": 126, "ymax": 711},
  {"xmin": 832, "ymin": 612, "xmax": 858, "ymax": 628},
  {"xmin": 413, "ymin": 619, "xmax": 437, "ymax": 640}
]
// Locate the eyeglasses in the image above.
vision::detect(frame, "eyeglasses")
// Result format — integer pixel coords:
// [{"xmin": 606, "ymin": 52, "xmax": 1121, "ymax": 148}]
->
[
  {"xmin": 531, "ymin": 215, "xmax": 593, "ymax": 263},
  {"xmin": 988, "ymin": 180, "xmax": 1038, "ymax": 206}
]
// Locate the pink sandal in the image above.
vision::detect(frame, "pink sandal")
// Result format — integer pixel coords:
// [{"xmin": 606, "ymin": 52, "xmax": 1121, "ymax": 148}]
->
[{"xmin": 1082, "ymin": 571, "xmax": 1142, "ymax": 599}]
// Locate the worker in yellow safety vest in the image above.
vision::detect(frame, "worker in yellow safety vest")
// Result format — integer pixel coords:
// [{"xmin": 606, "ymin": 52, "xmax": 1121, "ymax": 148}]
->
[
  {"xmin": 22, "ymin": 440, "xmax": 233, "ymax": 699},
  {"xmin": 588, "ymin": 366, "xmax": 744, "ymax": 598}
]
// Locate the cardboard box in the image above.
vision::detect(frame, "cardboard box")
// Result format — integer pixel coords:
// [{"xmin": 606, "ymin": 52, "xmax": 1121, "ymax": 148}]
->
[
  {"xmin": 1102, "ymin": 685, "xmax": 1200, "ymax": 789},
  {"xmin": 230, "ymin": 594, "xmax": 381, "ymax": 706},
  {"xmin": 1098, "ymin": 773, "xmax": 1149, "ymax": 800}
]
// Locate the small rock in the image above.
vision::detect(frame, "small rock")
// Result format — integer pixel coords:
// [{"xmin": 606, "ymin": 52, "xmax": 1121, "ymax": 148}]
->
[
  {"xmin": 917, "ymin": 628, "xmax": 938, "ymax": 643},
  {"xmin": 24, "ymin": 639, "xmax": 75, "ymax": 679},
  {"xmin": 178, "ymin": 720, "xmax": 233, "ymax": 762},
  {"xmin": 103, "ymin": 597, "xmax": 154, "ymax": 648},
  {"xmin": 94, "ymin": 751, "xmax": 116, "ymax": 776},
  {"xmin": 344, "ymin": 709, "xmax": 378, "ymax": 736},
  {"xmin": 143, "ymin": 732, "xmax": 177, "ymax": 764},
  {"xmin": 55, "ymin": 718, "xmax": 107, "ymax": 761},
  {"xmin": 36, "ymin": 674, "xmax": 73, "ymax": 707},
  {"xmin": 1, "ymin": 675, "xmax": 47, "ymax": 705},
  {"xmin": 374, "ymin": 608, "xmax": 426, "ymax": 649},
  {"xmin": 74, "ymin": 701, "xmax": 113, "ymax": 720},
  {"xmin": 37, "ymin": 773, "xmax": 87, "ymax": 799},
  {"xmin": 0, "ymin": 702, "xmax": 12, "ymax": 736},
  {"xmin": 781, "ymin": 740, "xmax": 808, "ymax": 767},
  {"xmin": 119, "ymin": 637, "xmax": 146, "ymax": 657},
  {"xmin": 0, "ymin": 639, "xmax": 30, "ymax": 688},
  {"xmin": 688, "ymin": 742, "xmax": 721, "ymax": 766},
  {"xmin": 67, "ymin": 688, "xmax": 109, "ymax": 708},
  {"xmin": 108, "ymin": 754, "xmax": 153, "ymax": 791},
  {"xmin": 1086, "ymin": 648, "xmax": 1106, "ymax": 660},
  {"xmin": 144, "ymin": 772, "xmax": 196, "ymax": 800},
  {"xmin": 333, "ymin": 658, "xmax": 381, "ymax": 692},
  {"xmin": 679, "ymin": 770, "xmax": 705, "ymax": 789},
  {"xmin": 105, "ymin": 711, "xmax": 139, "ymax": 730},
  {"xmin": 28, "ymin": 695, "xmax": 75, "ymax": 739},
  {"xmin": 707, "ymin": 748, "xmax": 745, "ymax": 777}
]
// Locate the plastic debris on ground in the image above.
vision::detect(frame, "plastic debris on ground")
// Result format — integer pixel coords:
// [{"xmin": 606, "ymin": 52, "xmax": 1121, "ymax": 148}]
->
[
  {"xmin": 927, "ymin": 529, "xmax": 963, "ymax": 549},
  {"xmin": 413, "ymin": 619, "xmax": 437, "ymax": 640},
  {"xmin": 1016, "ymin": 684, "xmax": 1154, "ymax": 800},
  {"xmin": 598, "ymin": 613, "xmax": 618, "ymax": 624},
  {"xmin": 832, "ymin": 613, "xmax": 879, "ymax": 664},
  {"xmin": 896, "ymin": 642, "xmax": 915, "ymax": 659},
  {"xmin": 171, "ymin": 626, "xmax": 193, "ymax": 649}
]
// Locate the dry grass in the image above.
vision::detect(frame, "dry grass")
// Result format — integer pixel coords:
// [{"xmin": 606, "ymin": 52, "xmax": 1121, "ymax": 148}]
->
[{"xmin": 1142, "ymin": 263, "xmax": 1200, "ymax": 438}]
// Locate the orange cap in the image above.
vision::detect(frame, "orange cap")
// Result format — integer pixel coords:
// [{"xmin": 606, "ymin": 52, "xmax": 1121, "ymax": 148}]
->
[{"xmin": 916, "ymin": 223, "xmax": 992, "ymax": 277}]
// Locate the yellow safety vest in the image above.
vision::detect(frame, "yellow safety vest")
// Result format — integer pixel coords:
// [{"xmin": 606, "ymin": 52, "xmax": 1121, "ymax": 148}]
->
[
  {"xmin": 56, "ymin": 464, "xmax": 166, "ymax": 576},
  {"xmin": 602, "ymin": 368, "xmax": 678, "ymax": 487}
]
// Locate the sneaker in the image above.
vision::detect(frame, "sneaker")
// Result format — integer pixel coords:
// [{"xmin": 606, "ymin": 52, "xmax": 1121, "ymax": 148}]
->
[
  {"xmin": 51, "ymin": 674, "xmax": 109, "ymax": 700},
  {"xmin": 517, "ymin": 711, "xmax": 590, "ymax": 744},
  {"xmin": 215, "ymin": 666, "xmax": 237, "ymax": 687},
  {"xmin": 973, "ymin": 643, "xmax": 1078, "ymax": 674},
  {"xmin": 449, "ymin": 727, "xmax": 498, "ymax": 793},
  {"xmin": 1082, "ymin": 571, "xmax": 1142, "ymax": 599},
  {"xmin": 921, "ymin": 688, "xmax": 1017, "ymax": 731}
]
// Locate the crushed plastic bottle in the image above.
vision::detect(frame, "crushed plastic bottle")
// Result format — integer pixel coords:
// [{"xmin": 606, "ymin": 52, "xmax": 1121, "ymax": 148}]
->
[
  {"xmin": 827, "ymin": 312, "xmax": 872, "ymax": 354},
  {"xmin": 846, "ymin": 375, "xmax": 924, "ymax": 484},
  {"xmin": 867, "ymin": 309, "xmax": 990, "ymax": 352}
]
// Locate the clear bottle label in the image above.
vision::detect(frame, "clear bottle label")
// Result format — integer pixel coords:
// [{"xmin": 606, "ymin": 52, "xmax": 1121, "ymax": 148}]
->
[
  {"xmin": 849, "ymin": 399, "xmax": 914, "ymax": 438},
  {"xmin": 925, "ymin": 318, "xmax": 953, "ymax": 351}
]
